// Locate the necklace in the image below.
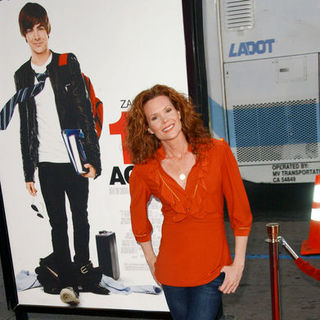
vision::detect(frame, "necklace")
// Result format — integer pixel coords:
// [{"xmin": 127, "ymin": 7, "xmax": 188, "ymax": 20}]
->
[{"xmin": 179, "ymin": 173, "xmax": 186, "ymax": 181}]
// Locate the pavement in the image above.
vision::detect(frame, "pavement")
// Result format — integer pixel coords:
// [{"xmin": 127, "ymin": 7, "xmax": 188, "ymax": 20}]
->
[{"xmin": 1, "ymin": 183, "xmax": 320, "ymax": 319}]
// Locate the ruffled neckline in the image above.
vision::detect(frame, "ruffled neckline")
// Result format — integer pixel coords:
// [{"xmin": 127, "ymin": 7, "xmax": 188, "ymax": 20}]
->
[{"xmin": 153, "ymin": 143, "xmax": 210, "ymax": 222}]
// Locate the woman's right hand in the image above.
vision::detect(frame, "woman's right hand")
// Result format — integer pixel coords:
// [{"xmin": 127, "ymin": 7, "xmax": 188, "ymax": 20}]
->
[
  {"xmin": 139, "ymin": 241, "xmax": 161, "ymax": 286},
  {"xmin": 146, "ymin": 253, "xmax": 161, "ymax": 286}
]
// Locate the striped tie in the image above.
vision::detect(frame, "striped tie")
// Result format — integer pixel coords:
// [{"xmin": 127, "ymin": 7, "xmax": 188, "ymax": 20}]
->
[{"xmin": 0, "ymin": 71, "xmax": 48, "ymax": 130}]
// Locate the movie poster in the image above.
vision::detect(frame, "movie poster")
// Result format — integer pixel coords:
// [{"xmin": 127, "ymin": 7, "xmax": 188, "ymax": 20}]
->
[{"xmin": 0, "ymin": 0, "xmax": 188, "ymax": 311}]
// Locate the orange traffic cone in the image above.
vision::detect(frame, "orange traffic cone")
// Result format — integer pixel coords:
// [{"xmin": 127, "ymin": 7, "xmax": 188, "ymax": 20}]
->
[{"xmin": 301, "ymin": 174, "xmax": 320, "ymax": 255}]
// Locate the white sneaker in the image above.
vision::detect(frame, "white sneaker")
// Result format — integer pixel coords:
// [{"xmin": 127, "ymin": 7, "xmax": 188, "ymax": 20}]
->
[{"xmin": 60, "ymin": 287, "xmax": 80, "ymax": 306}]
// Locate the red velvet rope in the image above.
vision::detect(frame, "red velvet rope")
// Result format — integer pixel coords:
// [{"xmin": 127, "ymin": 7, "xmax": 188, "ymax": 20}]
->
[{"xmin": 294, "ymin": 257, "xmax": 320, "ymax": 281}]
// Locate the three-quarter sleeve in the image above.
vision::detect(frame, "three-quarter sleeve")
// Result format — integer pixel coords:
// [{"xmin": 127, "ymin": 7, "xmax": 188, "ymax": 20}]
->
[
  {"xmin": 129, "ymin": 166, "xmax": 153, "ymax": 242},
  {"xmin": 221, "ymin": 141, "xmax": 252, "ymax": 236}
]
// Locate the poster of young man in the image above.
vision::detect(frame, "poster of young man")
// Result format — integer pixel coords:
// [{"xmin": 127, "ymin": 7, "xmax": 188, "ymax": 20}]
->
[{"xmin": 0, "ymin": 0, "xmax": 188, "ymax": 311}]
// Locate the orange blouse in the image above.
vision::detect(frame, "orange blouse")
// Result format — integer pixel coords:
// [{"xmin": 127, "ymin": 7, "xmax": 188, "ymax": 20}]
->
[{"xmin": 129, "ymin": 139, "xmax": 252, "ymax": 287}]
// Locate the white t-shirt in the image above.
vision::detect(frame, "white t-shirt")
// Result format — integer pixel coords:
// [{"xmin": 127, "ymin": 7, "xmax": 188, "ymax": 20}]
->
[{"xmin": 32, "ymin": 54, "xmax": 70, "ymax": 163}]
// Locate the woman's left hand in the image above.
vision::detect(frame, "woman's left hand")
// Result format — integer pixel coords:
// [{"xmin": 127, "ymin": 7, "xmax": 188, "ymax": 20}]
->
[{"xmin": 219, "ymin": 263, "xmax": 244, "ymax": 294}]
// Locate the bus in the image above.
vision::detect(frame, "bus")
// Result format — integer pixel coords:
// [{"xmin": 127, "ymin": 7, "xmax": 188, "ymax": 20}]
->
[{"xmin": 202, "ymin": 0, "xmax": 320, "ymax": 184}]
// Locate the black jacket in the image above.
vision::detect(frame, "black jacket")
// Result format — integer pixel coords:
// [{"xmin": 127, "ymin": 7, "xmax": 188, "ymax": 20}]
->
[{"xmin": 15, "ymin": 51, "xmax": 101, "ymax": 182}]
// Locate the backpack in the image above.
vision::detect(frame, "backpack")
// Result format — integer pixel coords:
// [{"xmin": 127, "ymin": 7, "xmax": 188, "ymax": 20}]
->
[
  {"xmin": 58, "ymin": 53, "xmax": 103, "ymax": 139},
  {"xmin": 35, "ymin": 253, "xmax": 62, "ymax": 294}
]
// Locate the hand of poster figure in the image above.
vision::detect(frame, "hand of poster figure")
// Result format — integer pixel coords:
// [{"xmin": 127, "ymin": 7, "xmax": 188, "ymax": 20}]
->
[
  {"xmin": 81, "ymin": 163, "xmax": 96, "ymax": 178},
  {"xmin": 26, "ymin": 182, "xmax": 37, "ymax": 196},
  {"xmin": 219, "ymin": 262, "xmax": 244, "ymax": 294}
]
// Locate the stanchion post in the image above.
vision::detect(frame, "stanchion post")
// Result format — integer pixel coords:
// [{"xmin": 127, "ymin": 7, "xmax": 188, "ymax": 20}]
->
[{"xmin": 266, "ymin": 223, "xmax": 281, "ymax": 320}]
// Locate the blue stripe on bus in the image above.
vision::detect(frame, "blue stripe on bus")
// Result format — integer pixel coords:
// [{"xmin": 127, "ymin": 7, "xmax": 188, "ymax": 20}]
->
[{"xmin": 209, "ymin": 97, "xmax": 227, "ymax": 139}]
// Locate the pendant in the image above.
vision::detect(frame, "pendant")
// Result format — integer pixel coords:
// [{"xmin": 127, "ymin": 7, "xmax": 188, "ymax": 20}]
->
[{"xmin": 179, "ymin": 173, "xmax": 186, "ymax": 181}]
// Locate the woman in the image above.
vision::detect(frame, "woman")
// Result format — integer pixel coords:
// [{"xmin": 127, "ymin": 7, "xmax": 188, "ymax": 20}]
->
[{"xmin": 126, "ymin": 84, "xmax": 252, "ymax": 319}]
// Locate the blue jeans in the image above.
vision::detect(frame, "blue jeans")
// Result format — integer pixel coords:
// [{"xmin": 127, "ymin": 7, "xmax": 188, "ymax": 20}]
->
[{"xmin": 162, "ymin": 273, "xmax": 225, "ymax": 320}]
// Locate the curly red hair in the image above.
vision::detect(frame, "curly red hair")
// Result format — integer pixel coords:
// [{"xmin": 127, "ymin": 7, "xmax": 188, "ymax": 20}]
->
[{"xmin": 126, "ymin": 84, "xmax": 212, "ymax": 164}]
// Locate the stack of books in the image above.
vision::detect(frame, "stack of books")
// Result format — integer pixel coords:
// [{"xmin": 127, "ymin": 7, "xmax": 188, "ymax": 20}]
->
[{"xmin": 62, "ymin": 129, "xmax": 88, "ymax": 175}]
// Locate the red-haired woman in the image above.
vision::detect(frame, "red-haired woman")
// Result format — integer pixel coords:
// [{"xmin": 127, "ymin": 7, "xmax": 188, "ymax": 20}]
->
[{"xmin": 126, "ymin": 84, "xmax": 252, "ymax": 320}]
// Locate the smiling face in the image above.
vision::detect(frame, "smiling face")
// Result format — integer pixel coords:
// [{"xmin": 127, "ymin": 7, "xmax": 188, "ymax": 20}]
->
[
  {"xmin": 25, "ymin": 23, "xmax": 49, "ymax": 56},
  {"xmin": 144, "ymin": 95, "xmax": 182, "ymax": 142}
]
